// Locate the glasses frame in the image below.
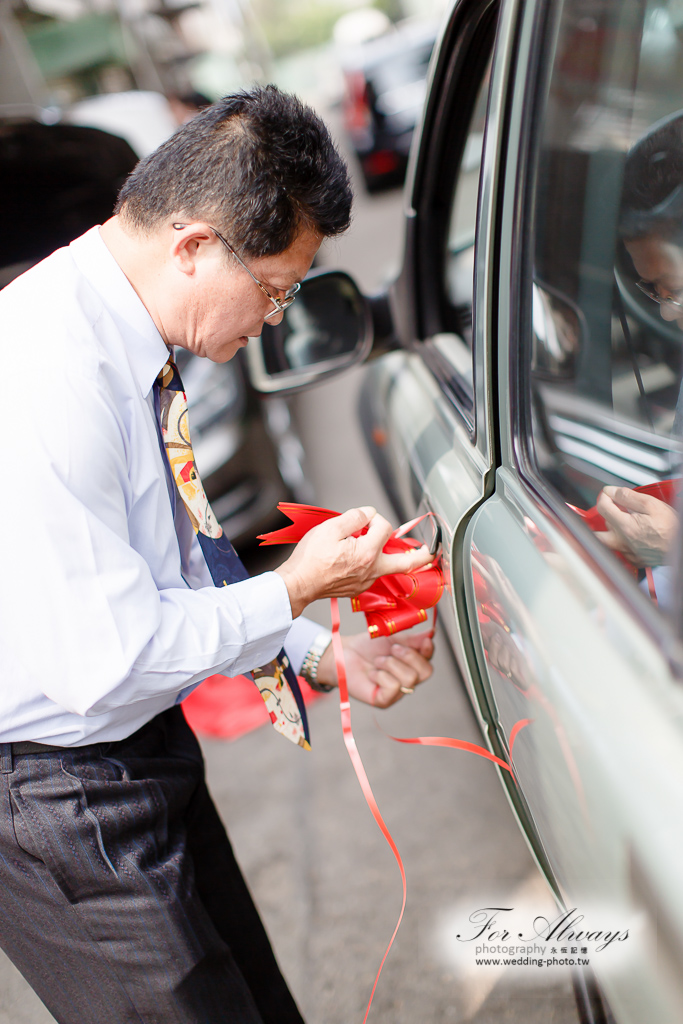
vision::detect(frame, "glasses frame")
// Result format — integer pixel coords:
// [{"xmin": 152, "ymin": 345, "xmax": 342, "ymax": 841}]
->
[
  {"xmin": 636, "ymin": 277, "xmax": 683, "ymax": 310},
  {"xmin": 172, "ymin": 222, "xmax": 301, "ymax": 321}
]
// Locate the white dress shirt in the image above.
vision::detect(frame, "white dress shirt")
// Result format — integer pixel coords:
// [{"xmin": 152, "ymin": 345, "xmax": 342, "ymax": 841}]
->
[{"xmin": 0, "ymin": 227, "xmax": 327, "ymax": 745}]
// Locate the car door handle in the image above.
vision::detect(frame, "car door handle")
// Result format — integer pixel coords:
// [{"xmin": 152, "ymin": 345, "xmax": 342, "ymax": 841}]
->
[{"xmin": 429, "ymin": 520, "xmax": 442, "ymax": 557}]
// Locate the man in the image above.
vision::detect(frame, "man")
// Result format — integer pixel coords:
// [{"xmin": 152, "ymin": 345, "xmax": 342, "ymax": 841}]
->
[
  {"xmin": 596, "ymin": 112, "xmax": 683, "ymax": 595},
  {"xmin": 0, "ymin": 86, "xmax": 433, "ymax": 1023}
]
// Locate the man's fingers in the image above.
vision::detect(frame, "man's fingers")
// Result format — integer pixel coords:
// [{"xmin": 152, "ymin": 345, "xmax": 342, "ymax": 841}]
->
[
  {"xmin": 372, "ymin": 643, "xmax": 433, "ymax": 685},
  {"xmin": 601, "ymin": 485, "xmax": 654, "ymax": 514},
  {"xmin": 594, "ymin": 529, "xmax": 626, "ymax": 552},
  {"xmin": 371, "ymin": 656, "xmax": 419, "ymax": 690},
  {"xmin": 376, "ymin": 545, "xmax": 432, "ymax": 576},
  {"xmin": 596, "ymin": 491, "xmax": 637, "ymax": 532},
  {"xmin": 329, "ymin": 505, "xmax": 377, "ymax": 540},
  {"xmin": 361, "ymin": 510, "xmax": 394, "ymax": 548},
  {"xmin": 400, "ymin": 633, "xmax": 435, "ymax": 659}
]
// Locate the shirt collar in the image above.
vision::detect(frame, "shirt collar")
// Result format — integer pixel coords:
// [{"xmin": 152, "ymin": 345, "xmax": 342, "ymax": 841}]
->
[{"xmin": 69, "ymin": 226, "xmax": 171, "ymax": 397}]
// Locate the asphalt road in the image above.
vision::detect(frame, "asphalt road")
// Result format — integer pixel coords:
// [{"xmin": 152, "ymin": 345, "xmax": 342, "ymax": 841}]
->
[{"xmin": 0, "ymin": 143, "xmax": 579, "ymax": 1024}]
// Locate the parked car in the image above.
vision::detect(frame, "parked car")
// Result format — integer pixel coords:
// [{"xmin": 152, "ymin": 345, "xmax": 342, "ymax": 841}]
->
[
  {"xmin": 247, "ymin": 0, "xmax": 683, "ymax": 1020},
  {"xmin": 0, "ymin": 113, "xmax": 309, "ymax": 548},
  {"xmin": 339, "ymin": 19, "xmax": 437, "ymax": 191}
]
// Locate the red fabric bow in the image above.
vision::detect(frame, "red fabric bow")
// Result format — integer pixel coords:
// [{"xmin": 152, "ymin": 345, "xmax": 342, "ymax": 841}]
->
[{"xmin": 258, "ymin": 503, "xmax": 445, "ymax": 638}]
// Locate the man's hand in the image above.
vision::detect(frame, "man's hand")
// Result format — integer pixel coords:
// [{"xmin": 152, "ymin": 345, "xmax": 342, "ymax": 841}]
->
[
  {"xmin": 316, "ymin": 631, "xmax": 434, "ymax": 708},
  {"xmin": 480, "ymin": 621, "xmax": 530, "ymax": 690},
  {"xmin": 595, "ymin": 485, "xmax": 678, "ymax": 567},
  {"xmin": 274, "ymin": 506, "xmax": 432, "ymax": 619}
]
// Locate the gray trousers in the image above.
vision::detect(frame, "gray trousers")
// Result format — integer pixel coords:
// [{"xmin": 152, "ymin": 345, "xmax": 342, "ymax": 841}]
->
[{"xmin": 0, "ymin": 707, "xmax": 304, "ymax": 1024}]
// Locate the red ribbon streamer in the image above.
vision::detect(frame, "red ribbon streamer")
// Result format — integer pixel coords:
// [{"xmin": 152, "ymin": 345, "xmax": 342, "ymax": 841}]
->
[
  {"xmin": 260, "ymin": 503, "xmax": 530, "ymax": 1021},
  {"xmin": 330, "ymin": 597, "xmax": 405, "ymax": 1024}
]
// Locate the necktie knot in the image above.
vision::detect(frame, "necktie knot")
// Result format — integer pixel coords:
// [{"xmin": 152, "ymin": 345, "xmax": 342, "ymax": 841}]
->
[{"xmin": 157, "ymin": 356, "xmax": 181, "ymax": 391}]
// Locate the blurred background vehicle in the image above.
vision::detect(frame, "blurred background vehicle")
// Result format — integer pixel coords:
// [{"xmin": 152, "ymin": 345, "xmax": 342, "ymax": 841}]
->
[
  {"xmin": 339, "ymin": 19, "xmax": 437, "ymax": 191},
  {"xmin": 0, "ymin": 110, "xmax": 310, "ymax": 548}
]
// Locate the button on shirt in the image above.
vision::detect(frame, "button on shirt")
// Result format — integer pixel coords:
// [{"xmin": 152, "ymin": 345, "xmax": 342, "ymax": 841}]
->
[{"xmin": 0, "ymin": 227, "xmax": 325, "ymax": 745}]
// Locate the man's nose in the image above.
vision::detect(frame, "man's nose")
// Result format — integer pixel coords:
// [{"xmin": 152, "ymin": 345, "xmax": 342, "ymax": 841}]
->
[
  {"xmin": 265, "ymin": 309, "xmax": 285, "ymax": 326},
  {"xmin": 659, "ymin": 303, "xmax": 681, "ymax": 322}
]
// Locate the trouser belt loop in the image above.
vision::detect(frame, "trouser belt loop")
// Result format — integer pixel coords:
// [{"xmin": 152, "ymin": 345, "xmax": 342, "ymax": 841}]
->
[{"xmin": 0, "ymin": 745, "xmax": 13, "ymax": 775}]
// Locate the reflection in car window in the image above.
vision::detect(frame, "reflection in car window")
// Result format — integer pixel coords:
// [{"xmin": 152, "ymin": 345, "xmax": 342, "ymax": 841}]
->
[
  {"xmin": 527, "ymin": 0, "xmax": 683, "ymax": 615},
  {"xmin": 444, "ymin": 61, "xmax": 493, "ymax": 362},
  {"xmin": 424, "ymin": 52, "xmax": 494, "ymax": 413}
]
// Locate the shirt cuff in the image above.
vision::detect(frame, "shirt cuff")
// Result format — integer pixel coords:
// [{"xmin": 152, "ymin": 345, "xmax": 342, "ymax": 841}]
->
[
  {"xmin": 214, "ymin": 570, "xmax": 293, "ymax": 676},
  {"xmin": 285, "ymin": 616, "xmax": 332, "ymax": 676}
]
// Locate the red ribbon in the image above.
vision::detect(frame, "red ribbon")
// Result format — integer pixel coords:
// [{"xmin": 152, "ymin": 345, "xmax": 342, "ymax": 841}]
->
[
  {"xmin": 568, "ymin": 478, "xmax": 680, "ymax": 602},
  {"xmin": 259, "ymin": 504, "xmax": 529, "ymax": 1021},
  {"xmin": 567, "ymin": 478, "xmax": 681, "ymax": 532},
  {"xmin": 259, "ymin": 504, "xmax": 445, "ymax": 637}
]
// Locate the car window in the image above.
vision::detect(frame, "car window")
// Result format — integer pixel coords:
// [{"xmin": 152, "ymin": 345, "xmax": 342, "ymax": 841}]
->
[
  {"xmin": 440, "ymin": 63, "xmax": 492, "ymax": 375},
  {"xmin": 524, "ymin": 0, "xmax": 683, "ymax": 617},
  {"xmin": 420, "ymin": 44, "xmax": 495, "ymax": 421}
]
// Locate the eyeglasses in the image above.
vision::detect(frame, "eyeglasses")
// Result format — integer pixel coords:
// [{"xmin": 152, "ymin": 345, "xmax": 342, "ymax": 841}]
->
[
  {"xmin": 172, "ymin": 223, "xmax": 301, "ymax": 321},
  {"xmin": 636, "ymin": 278, "xmax": 683, "ymax": 310}
]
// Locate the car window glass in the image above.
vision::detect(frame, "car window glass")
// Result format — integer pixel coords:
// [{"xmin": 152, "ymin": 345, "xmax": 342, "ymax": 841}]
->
[
  {"xmin": 526, "ymin": 0, "xmax": 683, "ymax": 618},
  {"xmin": 446, "ymin": 66, "xmax": 491, "ymax": 265},
  {"xmin": 422, "ymin": 50, "xmax": 494, "ymax": 416}
]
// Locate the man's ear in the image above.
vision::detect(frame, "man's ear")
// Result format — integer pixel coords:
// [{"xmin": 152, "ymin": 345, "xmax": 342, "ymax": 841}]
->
[{"xmin": 169, "ymin": 223, "xmax": 215, "ymax": 276}]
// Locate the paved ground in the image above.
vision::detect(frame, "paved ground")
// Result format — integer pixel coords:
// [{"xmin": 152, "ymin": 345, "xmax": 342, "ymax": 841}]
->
[{"xmin": 0, "ymin": 120, "xmax": 579, "ymax": 1024}]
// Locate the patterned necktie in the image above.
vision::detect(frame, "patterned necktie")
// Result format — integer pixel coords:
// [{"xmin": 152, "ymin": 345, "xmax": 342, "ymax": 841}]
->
[{"xmin": 156, "ymin": 356, "xmax": 311, "ymax": 749}]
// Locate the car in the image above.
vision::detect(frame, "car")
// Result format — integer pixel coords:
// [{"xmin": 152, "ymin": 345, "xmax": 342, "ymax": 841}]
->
[
  {"xmin": 339, "ymin": 19, "xmax": 437, "ymax": 191},
  {"xmin": 0, "ymin": 112, "xmax": 309, "ymax": 549},
  {"xmin": 246, "ymin": 0, "xmax": 683, "ymax": 1020}
]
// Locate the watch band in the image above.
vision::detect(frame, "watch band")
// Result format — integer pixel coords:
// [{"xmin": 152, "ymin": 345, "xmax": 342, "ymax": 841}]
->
[{"xmin": 301, "ymin": 631, "xmax": 334, "ymax": 692}]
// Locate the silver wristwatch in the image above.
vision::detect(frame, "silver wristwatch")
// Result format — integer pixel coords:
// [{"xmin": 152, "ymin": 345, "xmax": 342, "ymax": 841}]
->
[{"xmin": 301, "ymin": 631, "xmax": 334, "ymax": 692}]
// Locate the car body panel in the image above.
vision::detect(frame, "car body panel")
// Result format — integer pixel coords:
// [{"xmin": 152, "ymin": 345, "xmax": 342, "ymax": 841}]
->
[{"xmin": 466, "ymin": 469, "xmax": 683, "ymax": 1021}]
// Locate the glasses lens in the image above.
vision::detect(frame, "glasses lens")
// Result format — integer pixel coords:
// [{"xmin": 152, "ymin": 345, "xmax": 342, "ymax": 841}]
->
[
  {"xmin": 637, "ymin": 279, "xmax": 659, "ymax": 303},
  {"xmin": 636, "ymin": 279, "xmax": 683, "ymax": 308},
  {"xmin": 263, "ymin": 294, "xmax": 298, "ymax": 321}
]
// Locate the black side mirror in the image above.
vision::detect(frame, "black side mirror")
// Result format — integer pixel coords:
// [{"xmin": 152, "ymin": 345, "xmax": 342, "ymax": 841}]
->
[
  {"xmin": 246, "ymin": 269, "xmax": 373, "ymax": 395},
  {"xmin": 531, "ymin": 281, "xmax": 586, "ymax": 379}
]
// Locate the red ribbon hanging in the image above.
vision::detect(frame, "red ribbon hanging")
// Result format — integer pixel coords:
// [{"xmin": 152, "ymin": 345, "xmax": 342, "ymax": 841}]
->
[{"xmin": 259, "ymin": 503, "xmax": 529, "ymax": 1022}]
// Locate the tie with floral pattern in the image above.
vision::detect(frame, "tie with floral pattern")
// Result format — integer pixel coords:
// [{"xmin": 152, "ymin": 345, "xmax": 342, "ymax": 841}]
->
[{"xmin": 156, "ymin": 356, "xmax": 310, "ymax": 749}]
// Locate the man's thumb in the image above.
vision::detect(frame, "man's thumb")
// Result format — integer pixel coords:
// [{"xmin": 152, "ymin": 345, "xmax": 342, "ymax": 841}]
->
[{"xmin": 333, "ymin": 505, "xmax": 376, "ymax": 538}]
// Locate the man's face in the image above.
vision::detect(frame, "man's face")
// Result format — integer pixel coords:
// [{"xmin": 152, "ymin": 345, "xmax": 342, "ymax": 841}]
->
[
  {"xmin": 170, "ymin": 225, "xmax": 322, "ymax": 361},
  {"xmin": 625, "ymin": 233, "xmax": 683, "ymax": 326}
]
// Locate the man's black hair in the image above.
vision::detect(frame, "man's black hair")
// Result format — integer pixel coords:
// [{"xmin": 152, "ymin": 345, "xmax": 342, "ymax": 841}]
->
[
  {"xmin": 620, "ymin": 111, "xmax": 683, "ymax": 244},
  {"xmin": 115, "ymin": 85, "xmax": 353, "ymax": 257}
]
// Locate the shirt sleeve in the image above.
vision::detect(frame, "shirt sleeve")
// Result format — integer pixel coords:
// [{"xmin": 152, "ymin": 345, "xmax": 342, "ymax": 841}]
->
[{"xmin": 3, "ymin": 357, "xmax": 293, "ymax": 718}]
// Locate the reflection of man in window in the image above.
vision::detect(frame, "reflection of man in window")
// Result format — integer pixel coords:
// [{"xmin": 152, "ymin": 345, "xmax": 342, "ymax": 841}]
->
[{"xmin": 597, "ymin": 113, "xmax": 683, "ymax": 575}]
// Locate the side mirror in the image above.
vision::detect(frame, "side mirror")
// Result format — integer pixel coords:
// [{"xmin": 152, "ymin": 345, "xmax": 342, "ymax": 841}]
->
[
  {"xmin": 246, "ymin": 269, "xmax": 373, "ymax": 395},
  {"xmin": 531, "ymin": 281, "xmax": 586, "ymax": 379}
]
